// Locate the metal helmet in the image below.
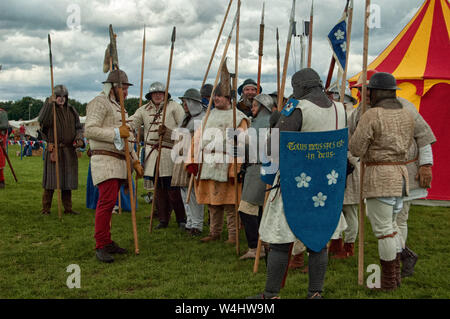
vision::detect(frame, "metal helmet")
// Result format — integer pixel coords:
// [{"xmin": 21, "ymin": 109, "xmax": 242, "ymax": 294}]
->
[
  {"xmin": 367, "ymin": 72, "xmax": 401, "ymax": 90},
  {"xmin": 200, "ymin": 84, "xmax": 213, "ymax": 98},
  {"xmin": 351, "ymin": 69, "xmax": 379, "ymax": 88},
  {"xmin": 54, "ymin": 84, "xmax": 68, "ymax": 97},
  {"xmin": 179, "ymin": 88, "xmax": 203, "ymax": 103},
  {"xmin": 145, "ymin": 81, "xmax": 171, "ymax": 100},
  {"xmin": 254, "ymin": 94, "xmax": 274, "ymax": 112},
  {"xmin": 102, "ymin": 69, "xmax": 133, "ymax": 86}
]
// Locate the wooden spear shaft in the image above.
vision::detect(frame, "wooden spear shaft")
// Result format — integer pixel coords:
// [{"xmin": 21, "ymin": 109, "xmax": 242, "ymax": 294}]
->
[
  {"xmin": 339, "ymin": 0, "xmax": 353, "ymax": 104},
  {"xmin": 307, "ymin": 0, "xmax": 314, "ymax": 68},
  {"xmin": 201, "ymin": 0, "xmax": 234, "ymax": 88},
  {"xmin": 358, "ymin": 0, "xmax": 371, "ymax": 286},
  {"xmin": 233, "ymin": 0, "xmax": 241, "ymax": 256},
  {"xmin": 48, "ymin": 34, "xmax": 62, "ymax": 220},
  {"xmin": 149, "ymin": 26, "xmax": 176, "ymax": 233}
]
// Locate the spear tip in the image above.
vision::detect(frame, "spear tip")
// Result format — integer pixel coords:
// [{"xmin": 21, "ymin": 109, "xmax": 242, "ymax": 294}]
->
[{"xmin": 171, "ymin": 26, "xmax": 176, "ymax": 42}]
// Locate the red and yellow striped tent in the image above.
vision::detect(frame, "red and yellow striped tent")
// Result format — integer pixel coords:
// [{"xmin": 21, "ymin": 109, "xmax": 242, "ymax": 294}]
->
[{"xmin": 349, "ymin": 0, "xmax": 450, "ymax": 201}]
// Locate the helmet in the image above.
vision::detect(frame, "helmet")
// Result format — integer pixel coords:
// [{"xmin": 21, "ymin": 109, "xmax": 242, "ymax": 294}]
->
[
  {"xmin": 254, "ymin": 94, "xmax": 274, "ymax": 112},
  {"xmin": 200, "ymin": 84, "xmax": 213, "ymax": 98},
  {"xmin": 54, "ymin": 84, "xmax": 68, "ymax": 97},
  {"xmin": 145, "ymin": 82, "xmax": 171, "ymax": 100},
  {"xmin": 351, "ymin": 69, "xmax": 379, "ymax": 88},
  {"xmin": 179, "ymin": 88, "xmax": 203, "ymax": 103},
  {"xmin": 102, "ymin": 70, "xmax": 133, "ymax": 86},
  {"xmin": 367, "ymin": 72, "xmax": 400, "ymax": 90},
  {"xmin": 238, "ymin": 78, "xmax": 261, "ymax": 96}
]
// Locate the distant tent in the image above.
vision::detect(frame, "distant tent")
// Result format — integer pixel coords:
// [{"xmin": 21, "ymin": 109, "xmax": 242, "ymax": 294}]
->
[{"xmin": 349, "ymin": 0, "xmax": 450, "ymax": 201}]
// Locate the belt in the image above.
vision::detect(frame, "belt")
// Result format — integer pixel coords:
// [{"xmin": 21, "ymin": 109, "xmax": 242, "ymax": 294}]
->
[
  {"xmin": 365, "ymin": 157, "xmax": 418, "ymax": 167},
  {"xmin": 90, "ymin": 150, "xmax": 126, "ymax": 161}
]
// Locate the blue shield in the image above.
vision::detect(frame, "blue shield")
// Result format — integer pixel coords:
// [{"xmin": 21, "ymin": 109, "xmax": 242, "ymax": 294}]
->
[{"xmin": 280, "ymin": 129, "xmax": 348, "ymax": 252}]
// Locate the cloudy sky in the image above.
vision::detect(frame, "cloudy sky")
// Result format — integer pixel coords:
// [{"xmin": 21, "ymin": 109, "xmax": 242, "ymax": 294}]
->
[{"xmin": 0, "ymin": 0, "xmax": 424, "ymax": 103}]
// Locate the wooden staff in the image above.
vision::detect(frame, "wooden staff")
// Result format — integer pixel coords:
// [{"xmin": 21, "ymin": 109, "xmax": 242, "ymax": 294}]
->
[
  {"xmin": 0, "ymin": 143, "xmax": 18, "ymax": 182},
  {"xmin": 339, "ymin": 0, "xmax": 353, "ymax": 104},
  {"xmin": 47, "ymin": 34, "xmax": 62, "ymax": 220},
  {"xmin": 277, "ymin": 0, "xmax": 296, "ymax": 111},
  {"xmin": 186, "ymin": 9, "xmax": 239, "ymax": 204},
  {"xmin": 202, "ymin": 0, "xmax": 234, "ymax": 88},
  {"xmin": 307, "ymin": 0, "xmax": 314, "ymax": 68},
  {"xmin": 358, "ymin": 0, "xmax": 371, "ymax": 286},
  {"xmin": 135, "ymin": 25, "xmax": 146, "ymax": 209},
  {"xmin": 276, "ymin": 28, "xmax": 281, "ymax": 97},
  {"xmin": 232, "ymin": 0, "xmax": 241, "ymax": 256},
  {"xmin": 149, "ymin": 26, "xmax": 176, "ymax": 233},
  {"xmin": 256, "ymin": 1, "xmax": 265, "ymax": 94}
]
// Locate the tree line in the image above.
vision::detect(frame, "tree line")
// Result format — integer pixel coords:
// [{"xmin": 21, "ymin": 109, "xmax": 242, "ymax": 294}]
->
[{"xmin": 0, "ymin": 97, "xmax": 142, "ymax": 121}]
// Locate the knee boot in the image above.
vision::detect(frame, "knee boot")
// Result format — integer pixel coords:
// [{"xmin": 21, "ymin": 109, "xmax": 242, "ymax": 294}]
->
[
  {"xmin": 62, "ymin": 190, "xmax": 79, "ymax": 215},
  {"xmin": 42, "ymin": 189, "xmax": 54, "ymax": 214},
  {"xmin": 380, "ymin": 259, "xmax": 397, "ymax": 291}
]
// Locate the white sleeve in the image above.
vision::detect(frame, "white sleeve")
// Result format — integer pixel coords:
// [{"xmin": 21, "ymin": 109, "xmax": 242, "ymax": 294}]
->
[
  {"xmin": 113, "ymin": 128, "xmax": 124, "ymax": 151},
  {"xmin": 419, "ymin": 144, "xmax": 433, "ymax": 166}
]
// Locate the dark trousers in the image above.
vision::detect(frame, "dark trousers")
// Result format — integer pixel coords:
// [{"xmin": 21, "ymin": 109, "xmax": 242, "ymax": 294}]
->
[
  {"xmin": 239, "ymin": 207, "xmax": 263, "ymax": 249},
  {"xmin": 155, "ymin": 176, "xmax": 186, "ymax": 225},
  {"xmin": 42, "ymin": 189, "xmax": 73, "ymax": 213}
]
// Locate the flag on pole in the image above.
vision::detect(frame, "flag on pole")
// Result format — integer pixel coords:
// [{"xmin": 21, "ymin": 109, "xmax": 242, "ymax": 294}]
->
[{"xmin": 327, "ymin": 16, "xmax": 347, "ymax": 70}]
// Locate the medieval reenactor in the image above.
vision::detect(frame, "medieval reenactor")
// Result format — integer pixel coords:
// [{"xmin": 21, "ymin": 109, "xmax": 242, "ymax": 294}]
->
[
  {"xmin": 349, "ymin": 72, "xmax": 415, "ymax": 291},
  {"xmin": 0, "ymin": 108, "xmax": 8, "ymax": 189},
  {"xmin": 238, "ymin": 93, "xmax": 274, "ymax": 260},
  {"xmin": 186, "ymin": 80, "xmax": 250, "ymax": 244},
  {"xmin": 168, "ymin": 88, "xmax": 206, "ymax": 236},
  {"xmin": 200, "ymin": 83, "xmax": 214, "ymax": 110},
  {"xmin": 128, "ymin": 81, "xmax": 186, "ymax": 230},
  {"xmin": 237, "ymin": 78, "xmax": 260, "ymax": 117},
  {"xmin": 85, "ymin": 70, "xmax": 143, "ymax": 263},
  {"xmin": 38, "ymin": 85, "xmax": 84, "ymax": 215},
  {"xmin": 251, "ymin": 68, "xmax": 347, "ymax": 299}
]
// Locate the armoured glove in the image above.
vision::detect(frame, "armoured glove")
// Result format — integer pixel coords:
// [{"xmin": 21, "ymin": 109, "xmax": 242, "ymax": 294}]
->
[
  {"xmin": 416, "ymin": 165, "xmax": 432, "ymax": 188},
  {"xmin": 133, "ymin": 160, "xmax": 144, "ymax": 179},
  {"xmin": 119, "ymin": 125, "xmax": 131, "ymax": 139}
]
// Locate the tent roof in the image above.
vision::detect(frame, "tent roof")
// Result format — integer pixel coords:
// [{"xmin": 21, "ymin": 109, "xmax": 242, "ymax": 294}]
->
[{"xmin": 349, "ymin": 0, "xmax": 450, "ymax": 83}]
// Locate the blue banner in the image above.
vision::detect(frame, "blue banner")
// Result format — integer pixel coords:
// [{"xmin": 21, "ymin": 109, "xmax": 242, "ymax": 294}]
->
[{"xmin": 327, "ymin": 19, "xmax": 347, "ymax": 70}]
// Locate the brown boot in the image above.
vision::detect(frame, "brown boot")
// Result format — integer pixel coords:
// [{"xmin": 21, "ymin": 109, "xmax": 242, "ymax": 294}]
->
[
  {"xmin": 62, "ymin": 190, "xmax": 80, "ymax": 215},
  {"xmin": 380, "ymin": 259, "xmax": 398, "ymax": 291},
  {"xmin": 41, "ymin": 189, "xmax": 54, "ymax": 215},
  {"xmin": 343, "ymin": 242, "xmax": 355, "ymax": 257},
  {"xmin": 395, "ymin": 253, "xmax": 402, "ymax": 287},
  {"xmin": 289, "ymin": 252, "xmax": 305, "ymax": 269},
  {"xmin": 328, "ymin": 238, "xmax": 343, "ymax": 256},
  {"xmin": 200, "ymin": 234, "xmax": 220, "ymax": 243}
]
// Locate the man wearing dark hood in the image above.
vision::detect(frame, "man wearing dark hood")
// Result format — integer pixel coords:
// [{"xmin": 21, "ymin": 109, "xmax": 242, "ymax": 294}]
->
[{"xmin": 237, "ymin": 79, "xmax": 260, "ymax": 117}]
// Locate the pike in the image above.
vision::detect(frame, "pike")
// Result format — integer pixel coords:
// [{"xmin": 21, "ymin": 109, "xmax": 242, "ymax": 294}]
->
[
  {"xmin": 201, "ymin": 0, "xmax": 234, "ymax": 88},
  {"xmin": 186, "ymin": 7, "xmax": 239, "ymax": 204},
  {"xmin": 358, "ymin": 0, "xmax": 371, "ymax": 286},
  {"xmin": 232, "ymin": 0, "xmax": 241, "ymax": 255},
  {"xmin": 47, "ymin": 34, "xmax": 63, "ymax": 220},
  {"xmin": 277, "ymin": 0, "xmax": 296, "ymax": 111},
  {"xmin": 107, "ymin": 24, "xmax": 139, "ymax": 254},
  {"xmin": 256, "ymin": 1, "xmax": 265, "ymax": 94},
  {"xmin": 276, "ymin": 28, "xmax": 281, "ymax": 97},
  {"xmin": 0, "ymin": 143, "xmax": 18, "ymax": 182},
  {"xmin": 339, "ymin": 0, "xmax": 353, "ymax": 104},
  {"xmin": 149, "ymin": 26, "xmax": 176, "ymax": 233},
  {"xmin": 307, "ymin": 0, "xmax": 314, "ymax": 68}
]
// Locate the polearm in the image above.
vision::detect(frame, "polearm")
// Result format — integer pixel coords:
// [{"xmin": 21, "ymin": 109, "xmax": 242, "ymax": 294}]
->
[
  {"xmin": 186, "ymin": 9, "xmax": 239, "ymax": 204},
  {"xmin": 0, "ymin": 143, "xmax": 18, "ymax": 182},
  {"xmin": 307, "ymin": 0, "xmax": 314, "ymax": 68},
  {"xmin": 149, "ymin": 26, "xmax": 176, "ymax": 233},
  {"xmin": 109, "ymin": 24, "xmax": 139, "ymax": 254},
  {"xmin": 201, "ymin": 0, "xmax": 234, "ymax": 88},
  {"xmin": 339, "ymin": 0, "xmax": 353, "ymax": 104},
  {"xmin": 276, "ymin": 28, "xmax": 281, "ymax": 97},
  {"xmin": 277, "ymin": 0, "xmax": 296, "ymax": 111},
  {"xmin": 232, "ymin": 0, "xmax": 241, "ymax": 256},
  {"xmin": 256, "ymin": 1, "xmax": 265, "ymax": 94},
  {"xmin": 48, "ymin": 34, "xmax": 63, "ymax": 220},
  {"xmin": 358, "ymin": 0, "xmax": 371, "ymax": 286},
  {"xmin": 135, "ymin": 25, "xmax": 146, "ymax": 209}
]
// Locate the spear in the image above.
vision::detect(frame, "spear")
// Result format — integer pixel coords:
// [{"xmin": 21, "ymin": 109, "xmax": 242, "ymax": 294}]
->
[
  {"xmin": 202, "ymin": 0, "xmax": 234, "ymax": 88},
  {"xmin": 256, "ymin": 1, "xmax": 265, "ymax": 94},
  {"xmin": 276, "ymin": 28, "xmax": 281, "ymax": 98},
  {"xmin": 135, "ymin": 25, "xmax": 146, "ymax": 209},
  {"xmin": 232, "ymin": 0, "xmax": 241, "ymax": 255},
  {"xmin": 186, "ymin": 8, "xmax": 239, "ymax": 204},
  {"xmin": 358, "ymin": 0, "xmax": 371, "ymax": 286},
  {"xmin": 339, "ymin": 0, "xmax": 353, "ymax": 104},
  {"xmin": 47, "ymin": 34, "xmax": 63, "ymax": 220},
  {"xmin": 109, "ymin": 24, "xmax": 139, "ymax": 254},
  {"xmin": 149, "ymin": 26, "xmax": 176, "ymax": 233},
  {"xmin": 307, "ymin": 0, "xmax": 314, "ymax": 68},
  {"xmin": 277, "ymin": 0, "xmax": 296, "ymax": 111}
]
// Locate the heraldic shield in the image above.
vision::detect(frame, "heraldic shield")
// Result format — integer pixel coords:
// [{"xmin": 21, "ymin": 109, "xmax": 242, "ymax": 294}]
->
[{"xmin": 280, "ymin": 128, "xmax": 348, "ymax": 252}]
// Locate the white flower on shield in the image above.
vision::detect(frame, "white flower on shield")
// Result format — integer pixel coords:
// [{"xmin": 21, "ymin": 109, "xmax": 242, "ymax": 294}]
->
[
  {"xmin": 340, "ymin": 42, "xmax": 347, "ymax": 52},
  {"xmin": 312, "ymin": 192, "xmax": 327, "ymax": 207},
  {"xmin": 327, "ymin": 169, "xmax": 339, "ymax": 185},
  {"xmin": 295, "ymin": 172, "xmax": 311, "ymax": 188},
  {"xmin": 334, "ymin": 29, "xmax": 345, "ymax": 40},
  {"xmin": 261, "ymin": 167, "xmax": 267, "ymax": 176}
]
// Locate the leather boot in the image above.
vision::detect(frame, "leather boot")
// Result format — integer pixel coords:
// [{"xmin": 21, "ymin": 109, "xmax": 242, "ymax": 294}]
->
[
  {"xmin": 380, "ymin": 259, "xmax": 397, "ymax": 291},
  {"xmin": 401, "ymin": 246, "xmax": 418, "ymax": 278},
  {"xmin": 200, "ymin": 234, "xmax": 221, "ymax": 243},
  {"xmin": 344, "ymin": 242, "xmax": 355, "ymax": 257},
  {"xmin": 395, "ymin": 253, "xmax": 402, "ymax": 287},
  {"xmin": 42, "ymin": 189, "xmax": 54, "ymax": 215},
  {"xmin": 328, "ymin": 238, "xmax": 343, "ymax": 256},
  {"xmin": 62, "ymin": 190, "xmax": 80, "ymax": 215}
]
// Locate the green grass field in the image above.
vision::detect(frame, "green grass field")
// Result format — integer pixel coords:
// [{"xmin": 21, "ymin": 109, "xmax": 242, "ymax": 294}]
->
[{"xmin": 1, "ymin": 144, "xmax": 449, "ymax": 299}]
